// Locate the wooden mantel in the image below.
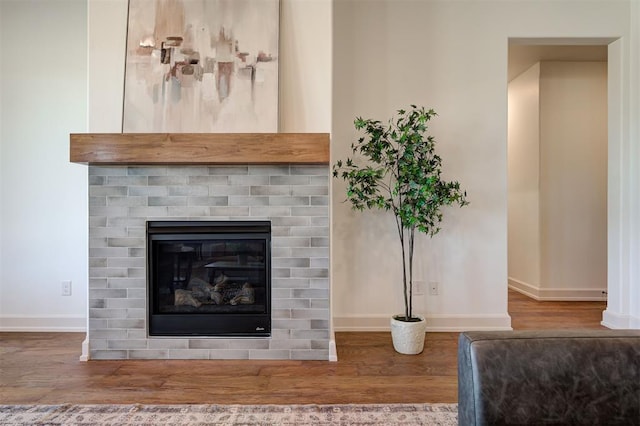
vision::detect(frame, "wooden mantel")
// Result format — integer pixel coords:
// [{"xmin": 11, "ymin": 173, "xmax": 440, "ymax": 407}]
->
[{"xmin": 70, "ymin": 133, "xmax": 330, "ymax": 165}]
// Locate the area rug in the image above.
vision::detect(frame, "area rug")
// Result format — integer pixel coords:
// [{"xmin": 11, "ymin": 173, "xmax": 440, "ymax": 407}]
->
[{"xmin": 0, "ymin": 403, "xmax": 457, "ymax": 425}]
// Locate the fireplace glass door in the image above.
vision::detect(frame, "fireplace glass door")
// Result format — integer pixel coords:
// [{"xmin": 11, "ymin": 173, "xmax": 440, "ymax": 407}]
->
[{"xmin": 147, "ymin": 221, "xmax": 271, "ymax": 337}]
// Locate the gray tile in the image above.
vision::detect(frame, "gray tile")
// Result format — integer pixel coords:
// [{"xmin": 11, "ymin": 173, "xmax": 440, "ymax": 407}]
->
[
  {"xmin": 291, "ymin": 350, "xmax": 329, "ymax": 360},
  {"xmin": 291, "ymin": 329, "xmax": 329, "ymax": 340},
  {"xmin": 291, "ymin": 206, "xmax": 328, "ymax": 217},
  {"xmin": 209, "ymin": 166, "xmax": 248, "ymax": 175},
  {"xmin": 168, "ymin": 186, "xmax": 209, "ymax": 196},
  {"xmin": 126, "ymin": 308, "xmax": 146, "ymax": 319},
  {"xmin": 209, "ymin": 206, "xmax": 250, "ymax": 216},
  {"xmin": 108, "ymin": 339, "xmax": 147, "ymax": 349},
  {"xmin": 189, "ymin": 175, "xmax": 229, "ymax": 185},
  {"xmin": 271, "ymin": 278, "xmax": 311, "ymax": 289},
  {"xmin": 149, "ymin": 176, "xmax": 187, "ymax": 186},
  {"xmin": 169, "ymin": 349, "xmax": 210, "ymax": 359},
  {"xmin": 189, "ymin": 340, "xmax": 229, "ymax": 350},
  {"xmin": 90, "ymin": 308, "xmax": 127, "ymax": 319},
  {"xmin": 210, "ymin": 350, "xmax": 250, "ymax": 359},
  {"xmin": 250, "ymin": 206, "xmax": 291, "ymax": 217},
  {"xmin": 129, "ymin": 350, "xmax": 168, "ymax": 359},
  {"xmin": 108, "ymin": 237, "xmax": 145, "ymax": 248},
  {"xmin": 290, "ymin": 165, "xmax": 327, "ymax": 176},
  {"xmin": 291, "ymin": 268, "xmax": 328, "ymax": 278},
  {"xmin": 270, "ymin": 176, "xmax": 310, "ymax": 186},
  {"xmin": 106, "ymin": 298, "xmax": 145, "ymax": 309},
  {"xmin": 108, "ymin": 319, "xmax": 145, "ymax": 329},
  {"xmin": 108, "ymin": 176, "xmax": 148, "ymax": 186},
  {"xmin": 269, "ymin": 196, "xmax": 310, "ymax": 206},
  {"xmin": 188, "ymin": 196, "xmax": 229, "ymax": 206},
  {"xmin": 89, "ymin": 166, "xmax": 127, "ymax": 176},
  {"xmin": 128, "ymin": 166, "xmax": 169, "ymax": 176},
  {"xmin": 272, "ymin": 319, "xmax": 311, "ymax": 330},
  {"xmin": 248, "ymin": 350, "xmax": 291, "ymax": 360},
  {"xmin": 90, "ymin": 186, "xmax": 128, "ymax": 196},
  {"xmin": 90, "ymin": 350, "xmax": 128, "ymax": 360},
  {"xmin": 273, "ymin": 298, "xmax": 310, "ymax": 309},
  {"xmin": 208, "ymin": 185, "xmax": 250, "ymax": 196},
  {"xmin": 269, "ymin": 339, "xmax": 311, "ymax": 350},
  {"xmin": 128, "ymin": 206, "xmax": 169, "ymax": 217},
  {"xmin": 249, "ymin": 165, "xmax": 289, "ymax": 175},
  {"xmin": 149, "ymin": 196, "xmax": 187, "ymax": 206},
  {"xmin": 310, "ymin": 319, "xmax": 330, "ymax": 330},
  {"xmin": 251, "ymin": 186, "xmax": 291, "ymax": 196},
  {"xmin": 168, "ymin": 206, "xmax": 211, "ymax": 217},
  {"xmin": 272, "ymin": 237, "xmax": 310, "ymax": 248},
  {"xmin": 149, "ymin": 339, "xmax": 189, "ymax": 350},
  {"xmin": 228, "ymin": 175, "xmax": 269, "ymax": 186},
  {"xmin": 310, "ymin": 196, "xmax": 329, "ymax": 206},
  {"xmin": 229, "ymin": 196, "xmax": 269, "ymax": 206},
  {"xmin": 291, "ymin": 186, "xmax": 328, "ymax": 196},
  {"xmin": 272, "ymin": 258, "xmax": 310, "ymax": 268},
  {"xmin": 167, "ymin": 166, "xmax": 209, "ymax": 176},
  {"xmin": 292, "ymin": 309, "xmax": 330, "ymax": 320}
]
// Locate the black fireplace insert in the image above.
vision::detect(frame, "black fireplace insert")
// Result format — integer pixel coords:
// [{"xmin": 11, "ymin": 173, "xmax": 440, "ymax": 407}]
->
[{"xmin": 147, "ymin": 221, "xmax": 271, "ymax": 337}]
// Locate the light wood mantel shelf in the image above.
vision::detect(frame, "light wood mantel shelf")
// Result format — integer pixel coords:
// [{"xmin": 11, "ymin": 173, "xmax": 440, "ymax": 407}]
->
[{"xmin": 70, "ymin": 133, "xmax": 330, "ymax": 165}]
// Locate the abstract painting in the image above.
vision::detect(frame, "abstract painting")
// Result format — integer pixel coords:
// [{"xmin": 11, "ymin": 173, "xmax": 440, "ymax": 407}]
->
[{"xmin": 123, "ymin": 0, "xmax": 279, "ymax": 132}]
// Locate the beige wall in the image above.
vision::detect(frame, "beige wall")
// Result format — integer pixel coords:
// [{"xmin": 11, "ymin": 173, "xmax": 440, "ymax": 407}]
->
[
  {"xmin": 539, "ymin": 62, "xmax": 608, "ymax": 297},
  {"xmin": 508, "ymin": 61, "xmax": 608, "ymax": 301}
]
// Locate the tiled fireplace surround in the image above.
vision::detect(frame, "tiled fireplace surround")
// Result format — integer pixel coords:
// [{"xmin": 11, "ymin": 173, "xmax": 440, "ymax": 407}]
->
[{"xmin": 77, "ymin": 134, "xmax": 331, "ymax": 361}]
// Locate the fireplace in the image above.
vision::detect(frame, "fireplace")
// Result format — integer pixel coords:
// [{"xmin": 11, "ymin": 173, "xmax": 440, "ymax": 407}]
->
[
  {"xmin": 147, "ymin": 220, "xmax": 271, "ymax": 337},
  {"xmin": 84, "ymin": 163, "xmax": 330, "ymax": 360}
]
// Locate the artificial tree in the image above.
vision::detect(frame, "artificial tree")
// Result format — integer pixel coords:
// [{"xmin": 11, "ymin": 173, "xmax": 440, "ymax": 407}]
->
[{"xmin": 333, "ymin": 105, "xmax": 468, "ymax": 322}]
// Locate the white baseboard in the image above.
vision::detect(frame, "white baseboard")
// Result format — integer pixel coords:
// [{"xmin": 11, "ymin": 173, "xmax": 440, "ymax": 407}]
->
[
  {"xmin": 0, "ymin": 315, "xmax": 86, "ymax": 332},
  {"xmin": 333, "ymin": 313, "xmax": 512, "ymax": 332},
  {"xmin": 80, "ymin": 335, "xmax": 90, "ymax": 361},
  {"xmin": 328, "ymin": 330, "xmax": 338, "ymax": 362},
  {"xmin": 508, "ymin": 278, "xmax": 607, "ymax": 301},
  {"xmin": 602, "ymin": 309, "xmax": 640, "ymax": 329}
]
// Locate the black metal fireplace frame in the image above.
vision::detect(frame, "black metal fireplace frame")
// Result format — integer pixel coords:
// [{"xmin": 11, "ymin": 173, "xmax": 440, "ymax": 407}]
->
[{"xmin": 147, "ymin": 220, "xmax": 271, "ymax": 337}]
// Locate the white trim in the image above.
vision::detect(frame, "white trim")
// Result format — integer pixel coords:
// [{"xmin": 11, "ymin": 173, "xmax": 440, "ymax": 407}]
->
[
  {"xmin": 602, "ymin": 309, "xmax": 640, "ymax": 329},
  {"xmin": 508, "ymin": 278, "xmax": 607, "ymax": 301},
  {"xmin": 328, "ymin": 330, "xmax": 338, "ymax": 362},
  {"xmin": 333, "ymin": 313, "xmax": 512, "ymax": 332},
  {"xmin": 0, "ymin": 315, "xmax": 86, "ymax": 332},
  {"xmin": 80, "ymin": 334, "xmax": 90, "ymax": 361}
]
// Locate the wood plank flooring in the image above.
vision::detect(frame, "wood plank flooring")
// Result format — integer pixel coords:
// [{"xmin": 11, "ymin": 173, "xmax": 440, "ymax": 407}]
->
[{"xmin": 0, "ymin": 290, "xmax": 606, "ymax": 405}]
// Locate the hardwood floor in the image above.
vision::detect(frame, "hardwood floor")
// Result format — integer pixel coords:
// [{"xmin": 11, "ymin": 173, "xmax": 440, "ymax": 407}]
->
[{"xmin": 0, "ymin": 290, "xmax": 606, "ymax": 405}]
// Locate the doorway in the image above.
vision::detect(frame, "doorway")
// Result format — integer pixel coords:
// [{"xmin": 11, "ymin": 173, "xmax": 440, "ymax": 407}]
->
[{"xmin": 507, "ymin": 42, "xmax": 609, "ymax": 307}]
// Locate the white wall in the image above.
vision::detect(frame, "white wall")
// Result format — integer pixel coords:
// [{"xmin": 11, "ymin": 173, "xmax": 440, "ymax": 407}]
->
[
  {"xmin": 332, "ymin": 0, "xmax": 636, "ymax": 331},
  {"xmin": 603, "ymin": 1, "xmax": 640, "ymax": 329},
  {"xmin": 0, "ymin": 0, "xmax": 88, "ymax": 330},
  {"xmin": 508, "ymin": 63, "xmax": 541, "ymax": 291}
]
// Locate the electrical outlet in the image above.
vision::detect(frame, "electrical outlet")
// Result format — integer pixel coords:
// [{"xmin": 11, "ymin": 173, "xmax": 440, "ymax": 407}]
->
[
  {"xmin": 61, "ymin": 280, "xmax": 72, "ymax": 296},
  {"xmin": 414, "ymin": 281, "xmax": 425, "ymax": 295},
  {"xmin": 429, "ymin": 281, "xmax": 439, "ymax": 296}
]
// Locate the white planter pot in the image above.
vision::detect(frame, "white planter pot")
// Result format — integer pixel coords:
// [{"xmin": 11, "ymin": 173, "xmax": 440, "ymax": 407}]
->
[{"xmin": 390, "ymin": 315, "xmax": 427, "ymax": 355}]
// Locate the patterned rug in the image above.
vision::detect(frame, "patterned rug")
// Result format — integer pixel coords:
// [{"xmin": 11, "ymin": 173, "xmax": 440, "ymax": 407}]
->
[{"xmin": 0, "ymin": 403, "xmax": 457, "ymax": 425}]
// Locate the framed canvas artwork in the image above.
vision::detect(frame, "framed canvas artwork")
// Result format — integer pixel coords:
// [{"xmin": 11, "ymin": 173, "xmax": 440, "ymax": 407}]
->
[{"xmin": 123, "ymin": 0, "xmax": 279, "ymax": 132}]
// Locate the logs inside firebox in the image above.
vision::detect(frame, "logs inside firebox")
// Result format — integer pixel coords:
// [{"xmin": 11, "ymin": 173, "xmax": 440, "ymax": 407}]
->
[{"xmin": 174, "ymin": 275, "xmax": 256, "ymax": 308}]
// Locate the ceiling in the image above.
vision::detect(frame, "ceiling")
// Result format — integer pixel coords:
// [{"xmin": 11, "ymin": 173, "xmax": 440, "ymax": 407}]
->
[{"xmin": 508, "ymin": 45, "xmax": 608, "ymax": 81}]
